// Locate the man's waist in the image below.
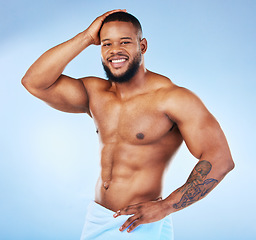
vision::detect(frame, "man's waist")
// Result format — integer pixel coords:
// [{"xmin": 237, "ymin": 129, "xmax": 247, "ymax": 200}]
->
[{"xmin": 95, "ymin": 176, "xmax": 162, "ymax": 211}]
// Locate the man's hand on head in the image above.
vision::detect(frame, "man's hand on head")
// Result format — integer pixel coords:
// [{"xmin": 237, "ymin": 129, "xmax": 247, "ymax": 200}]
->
[
  {"xmin": 113, "ymin": 197, "xmax": 171, "ymax": 233},
  {"xmin": 85, "ymin": 9, "xmax": 127, "ymax": 45}
]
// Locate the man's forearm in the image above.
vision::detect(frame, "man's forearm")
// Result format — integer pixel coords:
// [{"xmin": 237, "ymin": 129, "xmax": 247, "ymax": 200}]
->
[
  {"xmin": 22, "ymin": 30, "xmax": 92, "ymax": 89},
  {"xmin": 163, "ymin": 158, "xmax": 234, "ymax": 214}
]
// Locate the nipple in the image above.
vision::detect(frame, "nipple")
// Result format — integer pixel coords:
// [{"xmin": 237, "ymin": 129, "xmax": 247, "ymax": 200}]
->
[{"xmin": 136, "ymin": 132, "xmax": 144, "ymax": 140}]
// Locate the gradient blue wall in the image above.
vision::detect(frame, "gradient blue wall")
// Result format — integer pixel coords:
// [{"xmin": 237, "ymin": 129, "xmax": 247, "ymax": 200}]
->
[{"xmin": 1, "ymin": 0, "xmax": 255, "ymax": 239}]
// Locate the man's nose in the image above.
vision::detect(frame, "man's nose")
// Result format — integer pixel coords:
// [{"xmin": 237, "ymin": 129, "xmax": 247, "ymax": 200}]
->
[{"xmin": 110, "ymin": 43, "xmax": 122, "ymax": 54}]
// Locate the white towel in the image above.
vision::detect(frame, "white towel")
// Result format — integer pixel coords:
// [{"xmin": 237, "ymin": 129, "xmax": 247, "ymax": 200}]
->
[{"xmin": 80, "ymin": 201, "xmax": 174, "ymax": 240}]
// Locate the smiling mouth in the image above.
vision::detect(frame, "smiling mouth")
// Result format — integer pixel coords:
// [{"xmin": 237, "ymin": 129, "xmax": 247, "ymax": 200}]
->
[
  {"xmin": 108, "ymin": 56, "xmax": 128, "ymax": 69},
  {"xmin": 110, "ymin": 59, "xmax": 126, "ymax": 63},
  {"xmin": 107, "ymin": 54, "xmax": 129, "ymax": 62}
]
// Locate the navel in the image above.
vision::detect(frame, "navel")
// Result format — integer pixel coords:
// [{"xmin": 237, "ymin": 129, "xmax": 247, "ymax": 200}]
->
[
  {"xmin": 103, "ymin": 181, "xmax": 110, "ymax": 190},
  {"xmin": 136, "ymin": 133, "xmax": 144, "ymax": 140}
]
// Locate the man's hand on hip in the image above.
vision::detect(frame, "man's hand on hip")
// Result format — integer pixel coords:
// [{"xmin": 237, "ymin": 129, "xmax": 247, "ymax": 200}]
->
[{"xmin": 113, "ymin": 198, "xmax": 170, "ymax": 233}]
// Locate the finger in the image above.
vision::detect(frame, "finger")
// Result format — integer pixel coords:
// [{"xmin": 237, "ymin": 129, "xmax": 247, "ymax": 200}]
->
[
  {"xmin": 113, "ymin": 205, "xmax": 140, "ymax": 217},
  {"xmin": 108, "ymin": 9, "xmax": 127, "ymax": 14},
  {"xmin": 127, "ymin": 218, "xmax": 142, "ymax": 233},
  {"xmin": 103, "ymin": 9, "xmax": 127, "ymax": 18},
  {"xmin": 119, "ymin": 214, "xmax": 140, "ymax": 232},
  {"xmin": 113, "ymin": 209, "xmax": 121, "ymax": 218},
  {"xmin": 113, "ymin": 208, "xmax": 136, "ymax": 217}
]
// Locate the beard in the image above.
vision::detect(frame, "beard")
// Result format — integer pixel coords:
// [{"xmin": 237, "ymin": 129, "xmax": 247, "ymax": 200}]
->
[{"xmin": 102, "ymin": 52, "xmax": 142, "ymax": 83}]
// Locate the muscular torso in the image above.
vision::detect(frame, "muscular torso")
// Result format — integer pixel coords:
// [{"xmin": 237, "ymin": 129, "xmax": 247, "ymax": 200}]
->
[{"xmin": 84, "ymin": 72, "xmax": 183, "ymax": 211}]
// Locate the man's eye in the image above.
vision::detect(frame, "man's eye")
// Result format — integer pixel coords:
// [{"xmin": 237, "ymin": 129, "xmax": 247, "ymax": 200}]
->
[
  {"xmin": 121, "ymin": 42, "xmax": 131, "ymax": 45},
  {"xmin": 103, "ymin": 43, "xmax": 111, "ymax": 47}
]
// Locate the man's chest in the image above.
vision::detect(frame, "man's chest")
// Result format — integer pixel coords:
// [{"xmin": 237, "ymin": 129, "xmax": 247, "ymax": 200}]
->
[{"xmin": 89, "ymin": 91, "xmax": 174, "ymax": 144}]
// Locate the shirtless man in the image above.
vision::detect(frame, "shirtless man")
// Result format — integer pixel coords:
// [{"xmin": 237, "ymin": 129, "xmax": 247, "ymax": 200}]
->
[{"xmin": 22, "ymin": 9, "xmax": 234, "ymax": 239}]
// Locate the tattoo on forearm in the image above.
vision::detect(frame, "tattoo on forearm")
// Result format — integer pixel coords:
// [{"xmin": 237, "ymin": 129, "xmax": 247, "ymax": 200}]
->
[{"xmin": 173, "ymin": 160, "xmax": 218, "ymax": 209}]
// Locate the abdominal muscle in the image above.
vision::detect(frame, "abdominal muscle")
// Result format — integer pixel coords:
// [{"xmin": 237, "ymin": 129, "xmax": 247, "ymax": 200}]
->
[{"xmin": 94, "ymin": 142, "xmax": 176, "ymax": 212}]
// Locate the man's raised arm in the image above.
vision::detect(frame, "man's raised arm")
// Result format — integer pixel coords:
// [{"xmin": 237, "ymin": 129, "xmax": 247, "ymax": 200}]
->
[{"xmin": 21, "ymin": 9, "xmax": 125, "ymax": 113}]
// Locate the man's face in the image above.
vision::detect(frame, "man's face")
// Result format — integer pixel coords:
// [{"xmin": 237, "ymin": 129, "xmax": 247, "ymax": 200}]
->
[{"xmin": 100, "ymin": 21, "xmax": 142, "ymax": 83}]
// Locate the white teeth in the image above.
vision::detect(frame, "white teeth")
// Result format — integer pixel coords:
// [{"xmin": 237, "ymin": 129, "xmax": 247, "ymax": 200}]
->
[{"xmin": 111, "ymin": 59, "xmax": 126, "ymax": 63}]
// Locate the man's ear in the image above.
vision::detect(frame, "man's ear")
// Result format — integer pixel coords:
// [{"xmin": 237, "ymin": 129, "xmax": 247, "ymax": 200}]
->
[{"xmin": 140, "ymin": 38, "xmax": 147, "ymax": 54}]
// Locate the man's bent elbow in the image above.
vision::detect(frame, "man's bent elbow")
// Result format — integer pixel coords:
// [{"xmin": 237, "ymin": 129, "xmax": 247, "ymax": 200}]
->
[
  {"xmin": 227, "ymin": 158, "xmax": 235, "ymax": 172},
  {"xmin": 21, "ymin": 72, "xmax": 33, "ymax": 89},
  {"xmin": 221, "ymin": 158, "xmax": 235, "ymax": 176},
  {"xmin": 21, "ymin": 73, "xmax": 40, "ymax": 94},
  {"xmin": 21, "ymin": 75, "xmax": 28, "ymax": 88}
]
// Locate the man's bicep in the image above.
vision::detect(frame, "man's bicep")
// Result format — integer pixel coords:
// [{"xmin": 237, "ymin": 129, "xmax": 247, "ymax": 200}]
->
[
  {"xmin": 179, "ymin": 111, "xmax": 225, "ymax": 159},
  {"xmin": 166, "ymin": 88, "xmax": 227, "ymax": 159},
  {"xmin": 35, "ymin": 74, "xmax": 90, "ymax": 114}
]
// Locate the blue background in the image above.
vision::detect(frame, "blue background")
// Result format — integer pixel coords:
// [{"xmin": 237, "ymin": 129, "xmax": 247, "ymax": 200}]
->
[{"xmin": 1, "ymin": 0, "xmax": 255, "ymax": 239}]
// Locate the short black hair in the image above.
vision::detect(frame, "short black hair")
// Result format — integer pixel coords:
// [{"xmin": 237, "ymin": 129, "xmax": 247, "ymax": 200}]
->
[{"xmin": 99, "ymin": 12, "xmax": 143, "ymax": 39}]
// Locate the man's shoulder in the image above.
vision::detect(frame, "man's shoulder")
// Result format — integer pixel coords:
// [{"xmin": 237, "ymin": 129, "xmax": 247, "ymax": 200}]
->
[
  {"xmin": 158, "ymin": 84, "xmax": 209, "ymax": 124},
  {"xmin": 148, "ymin": 71, "xmax": 206, "ymax": 116},
  {"xmin": 160, "ymin": 85, "xmax": 203, "ymax": 112},
  {"xmin": 147, "ymin": 71, "xmax": 192, "ymax": 98},
  {"xmin": 147, "ymin": 70, "xmax": 173, "ymax": 87}
]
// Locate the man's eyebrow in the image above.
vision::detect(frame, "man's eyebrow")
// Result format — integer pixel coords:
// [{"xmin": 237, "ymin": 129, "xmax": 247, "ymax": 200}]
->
[
  {"xmin": 101, "ymin": 37, "xmax": 133, "ymax": 42},
  {"xmin": 120, "ymin": 37, "xmax": 133, "ymax": 40}
]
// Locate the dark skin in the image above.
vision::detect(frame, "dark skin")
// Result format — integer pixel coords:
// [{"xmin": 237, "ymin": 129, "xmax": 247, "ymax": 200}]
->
[{"xmin": 22, "ymin": 10, "xmax": 234, "ymax": 233}]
